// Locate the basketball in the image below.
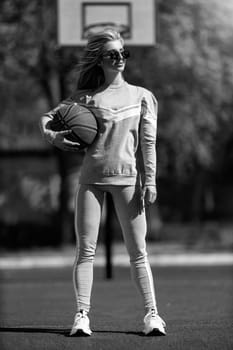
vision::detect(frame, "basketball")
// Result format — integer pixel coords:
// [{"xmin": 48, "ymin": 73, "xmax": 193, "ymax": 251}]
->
[{"xmin": 49, "ymin": 103, "xmax": 98, "ymax": 149}]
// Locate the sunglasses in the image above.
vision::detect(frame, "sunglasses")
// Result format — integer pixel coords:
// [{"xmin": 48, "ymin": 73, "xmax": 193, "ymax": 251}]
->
[{"xmin": 102, "ymin": 49, "xmax": 130, "ymax": 61}]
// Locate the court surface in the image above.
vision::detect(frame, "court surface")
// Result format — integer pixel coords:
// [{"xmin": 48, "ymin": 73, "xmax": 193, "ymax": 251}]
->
[{"xmin": 0, "ymin": 263, "xmax": 232, "ymax": 350}]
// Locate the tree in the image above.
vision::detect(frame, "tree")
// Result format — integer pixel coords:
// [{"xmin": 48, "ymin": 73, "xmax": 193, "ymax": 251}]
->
[
  {"xmin": 126, "ymin": 0, "xmax": 233, "ymax": 220},
  {"xmin": 0, "ymin": 0, "xmax": 83, "ymax": 243}
]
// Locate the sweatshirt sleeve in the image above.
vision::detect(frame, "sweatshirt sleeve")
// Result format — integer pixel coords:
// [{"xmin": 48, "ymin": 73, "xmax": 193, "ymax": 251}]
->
[{"xmin": 140, "ymin": 89, "xmax": 158, "ymax": 186}]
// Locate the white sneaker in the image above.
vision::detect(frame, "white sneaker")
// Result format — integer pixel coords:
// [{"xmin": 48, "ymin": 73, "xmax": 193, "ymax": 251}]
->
[
  {"xmin": 143, "ymin": 310, "xmax": 166, "ymax": 335},
  {"xmin": 70, "ymin": 310, "xmax": 92, "ymax": 336}
]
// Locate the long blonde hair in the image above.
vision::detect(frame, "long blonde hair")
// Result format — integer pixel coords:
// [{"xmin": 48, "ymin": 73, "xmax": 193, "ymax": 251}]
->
[{"xmin": 77, "ymin": 28, "xmax": 124, "ymax": 90}]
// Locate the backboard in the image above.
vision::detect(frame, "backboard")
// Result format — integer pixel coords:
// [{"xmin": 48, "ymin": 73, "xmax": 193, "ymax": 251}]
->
[{"xmin": 58, "ymin": 0, "xmax": 156, "ymax": 46}]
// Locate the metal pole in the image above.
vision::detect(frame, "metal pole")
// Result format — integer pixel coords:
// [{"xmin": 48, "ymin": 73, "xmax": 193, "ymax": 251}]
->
[{"xmin": 104, "ymin": 192, "xmax": 114, "ymax": 279}]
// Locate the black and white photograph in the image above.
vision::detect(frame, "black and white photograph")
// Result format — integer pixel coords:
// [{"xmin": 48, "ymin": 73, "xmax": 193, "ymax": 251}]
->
[{"xmin": 0, "ymin": 1, "xmax": 232, "ymax": 349}]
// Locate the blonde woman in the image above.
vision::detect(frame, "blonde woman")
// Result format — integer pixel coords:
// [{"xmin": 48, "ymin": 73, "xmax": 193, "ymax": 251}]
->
[{"xmin": 39, "ymin": 28, "xmax": 166, "ymax": 337}]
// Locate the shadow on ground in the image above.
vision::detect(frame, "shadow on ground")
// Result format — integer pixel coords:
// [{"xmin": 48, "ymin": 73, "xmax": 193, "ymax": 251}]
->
[{"xmin": 0, "ymin": 326, "xmax": 151, "ymax": 337}]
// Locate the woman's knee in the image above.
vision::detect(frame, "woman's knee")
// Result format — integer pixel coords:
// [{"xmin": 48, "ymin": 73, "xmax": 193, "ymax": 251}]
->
[
  {"xmin": 77, "ymin": 238, "xmax": 97, "ymax": 261},
  {"xmin": 129, "ymin": 247, "xmax": 147, "ymax": 264}
]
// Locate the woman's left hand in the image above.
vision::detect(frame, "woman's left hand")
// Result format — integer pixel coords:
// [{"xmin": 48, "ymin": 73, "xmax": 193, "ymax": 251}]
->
[{"xmin": 141, "ymin": 185, "xmax": 157, "ymax": 207}]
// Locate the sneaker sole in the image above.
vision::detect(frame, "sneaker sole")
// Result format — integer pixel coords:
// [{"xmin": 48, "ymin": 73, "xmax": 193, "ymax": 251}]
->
[
  {"xmin": 70, "ymin": 329, "xmax": 92, "ymax": 337},
  {"xmin": 144, "ymin": 328, "xmax": 166, "ymax": 336}
]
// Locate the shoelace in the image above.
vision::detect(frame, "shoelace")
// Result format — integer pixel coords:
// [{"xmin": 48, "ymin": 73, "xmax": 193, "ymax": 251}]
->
[
  {"xmin": 147, "ymin": 311, "xmax": 166, "ymax": 326},
  {"xmin": 149, "ymin": 310, "xmax": 157, "ymax": 318},
  {"xmin": 75, "ymin": 311, "xmax": 87, "ymax": 321}
]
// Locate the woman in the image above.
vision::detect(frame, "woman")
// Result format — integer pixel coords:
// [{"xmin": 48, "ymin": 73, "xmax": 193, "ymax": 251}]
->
[{"xmin": 39, "ymin": 28, "xmax": 166, "ymax": 336}]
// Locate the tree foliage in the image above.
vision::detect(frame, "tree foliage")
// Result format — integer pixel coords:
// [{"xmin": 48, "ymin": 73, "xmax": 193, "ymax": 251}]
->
[
  {"xmin": 0, "ymin": 0, "xmax": 80, "ymax": 148},
  {"xmin": 127, "ymin": 0, "xmax": 233, "ymax": 181}
]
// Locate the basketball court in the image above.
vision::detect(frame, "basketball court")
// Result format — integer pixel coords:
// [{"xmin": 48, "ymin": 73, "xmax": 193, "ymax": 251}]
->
[
  {"xmin": 1, "ymin": 1, "xmax": 232, "ymax": 349},
  {"xmin": 0, "ymin": 264, "xmax": 232, "ymax": 350}
]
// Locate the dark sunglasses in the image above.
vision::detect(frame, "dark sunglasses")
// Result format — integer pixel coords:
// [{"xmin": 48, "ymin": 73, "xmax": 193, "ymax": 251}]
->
[{"xmin": 102, "ymin": 49, "xmax": 130, "ymax": 61}]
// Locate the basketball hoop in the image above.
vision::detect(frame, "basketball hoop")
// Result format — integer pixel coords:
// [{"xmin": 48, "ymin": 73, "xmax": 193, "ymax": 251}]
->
[
  {"xmin": 83, "ymin": 22, "xmax": 131, "ymax": 39},
  {"xmin": 58, "ymin": 0, "xmax": 156, "ymax": 47}
]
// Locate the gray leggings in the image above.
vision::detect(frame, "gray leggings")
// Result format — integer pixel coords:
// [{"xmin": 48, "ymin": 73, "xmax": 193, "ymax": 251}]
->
[{"xmin": 73, "ymin": 184, "xmax": 158, "ymax": 313}]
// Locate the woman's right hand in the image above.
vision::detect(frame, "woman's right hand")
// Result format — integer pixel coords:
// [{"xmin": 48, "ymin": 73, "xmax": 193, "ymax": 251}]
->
[{"xmin": 44, "ymin": 129, "xmax": 81, "ymax": 152}]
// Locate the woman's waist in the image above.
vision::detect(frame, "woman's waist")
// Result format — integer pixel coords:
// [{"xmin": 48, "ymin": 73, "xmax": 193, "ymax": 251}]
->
[{"xmin": 82, "ymin": 157, "xmax": 137, "ymax": 176}]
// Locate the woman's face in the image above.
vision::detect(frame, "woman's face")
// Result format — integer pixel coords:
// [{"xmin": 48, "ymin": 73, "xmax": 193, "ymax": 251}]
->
[{"xmin": 100, "ymin": 39, "xmax": 129, "ymax": 74}]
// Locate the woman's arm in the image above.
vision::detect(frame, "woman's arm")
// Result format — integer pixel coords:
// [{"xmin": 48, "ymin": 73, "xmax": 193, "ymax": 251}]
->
[{"xmin": 140, "ymin": 91, "xmax": 158, "ymax": 206}]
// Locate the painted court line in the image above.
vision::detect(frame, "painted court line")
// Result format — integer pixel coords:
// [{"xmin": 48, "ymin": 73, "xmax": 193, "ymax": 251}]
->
[{"xmin": 0, "ymin": 252, "xmax": 232, "ymax": 269}]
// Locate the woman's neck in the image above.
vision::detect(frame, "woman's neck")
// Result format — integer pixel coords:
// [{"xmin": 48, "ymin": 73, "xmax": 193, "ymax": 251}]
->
[{"xmin": 104, "ymin": 73, "xmax": 124, "ymax": 87}]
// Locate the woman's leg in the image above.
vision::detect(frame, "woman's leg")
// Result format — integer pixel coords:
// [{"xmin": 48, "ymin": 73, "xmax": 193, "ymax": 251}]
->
[
  {"xmin": 111, "ymin": 185, "xmax": 158, "ymax": 313},
  {"xmin": 73, "ymin": 184, "xmax": 104, "ymax": 313}
]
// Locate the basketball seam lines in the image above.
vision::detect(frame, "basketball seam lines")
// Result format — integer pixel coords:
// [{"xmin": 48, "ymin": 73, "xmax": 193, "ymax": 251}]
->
[
  {"xmin": 57, "ymin": 108, "xmax": 86, "ymax": 144},
  {"xmin": 64, "ymin": 105, "xmax": 97, "ymax": 131},
  {"xmin": 56, "ymin": 104, "xmax": 97, "ymax": 146}
]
